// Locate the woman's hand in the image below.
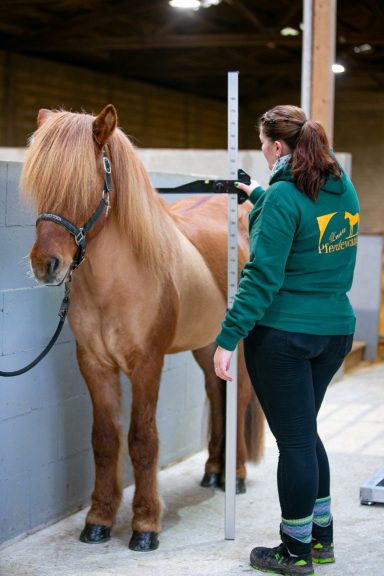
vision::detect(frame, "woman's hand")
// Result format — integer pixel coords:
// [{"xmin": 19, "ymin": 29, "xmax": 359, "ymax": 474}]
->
[
  {"xmin": 235, "ymin": 179, "xmax": 260, "ymax": 198},
  {"xmin": 214, "ymin": 346, "xmax": 234, "ymax": 382}
]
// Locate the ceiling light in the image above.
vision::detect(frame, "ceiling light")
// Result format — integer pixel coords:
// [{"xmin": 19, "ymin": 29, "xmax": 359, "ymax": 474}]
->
[
  {"xmin": 353, "ymin": 43, "xmax": 373, "ymax": 53},
  {"xmin": 169, "ymin": 0, "xmax": 221, "ymax": 8},
  {"xmin": 280, "ymin": 27, "xmax": 300, "ymax": 37},
  {"xmin": 332, "ymin": 63, "xmax": 345, "ymax": 73},
  {"xmin": 169, "ymin": 0, "xmax": 200, "ymax": 8}
]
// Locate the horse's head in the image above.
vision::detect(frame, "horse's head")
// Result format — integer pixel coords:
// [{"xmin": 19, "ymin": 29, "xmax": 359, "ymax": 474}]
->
[{"xmin": 22, "ymin": 104, "xmax": 117, "ymax": 285}]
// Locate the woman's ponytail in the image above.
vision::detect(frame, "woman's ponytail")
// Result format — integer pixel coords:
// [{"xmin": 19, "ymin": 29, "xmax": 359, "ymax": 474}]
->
[{"xmin": 292, "ymin": 120, "xmax": 341, "ymax": 201}]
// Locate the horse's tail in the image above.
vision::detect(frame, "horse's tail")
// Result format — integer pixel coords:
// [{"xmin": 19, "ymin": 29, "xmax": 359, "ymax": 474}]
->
[{"xmin": 245, "ymin": 387, "xmax": 265, "ymax": 463}]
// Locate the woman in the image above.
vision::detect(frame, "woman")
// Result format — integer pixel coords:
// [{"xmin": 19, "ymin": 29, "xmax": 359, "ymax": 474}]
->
[{"xmin": 214, "ymin": 105, "xmax": 359, "ymax": 576}]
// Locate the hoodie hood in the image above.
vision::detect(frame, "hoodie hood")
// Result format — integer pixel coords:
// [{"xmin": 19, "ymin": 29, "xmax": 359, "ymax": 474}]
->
[{"xmin": 270, "ymin": 162, "xmax": 347, "ymax": 195}]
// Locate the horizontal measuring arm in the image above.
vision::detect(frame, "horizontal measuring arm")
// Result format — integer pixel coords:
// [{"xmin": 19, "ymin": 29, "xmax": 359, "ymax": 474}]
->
[{"xmin": 156, "ymin": 168, "xmax": 251, "ymax": 204}]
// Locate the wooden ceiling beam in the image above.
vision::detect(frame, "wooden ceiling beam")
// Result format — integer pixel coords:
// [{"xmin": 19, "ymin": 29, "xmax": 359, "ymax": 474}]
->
[
  {"xmin": 223, "ymin": 0, "xmax": 266, "ymax": 32},
  {"xmin": 124, "ymin": 62, "xmax": 302, "ymax": 77},
  {"xmin": 9, "ymin": 29, "xmax": 383, "ymax": 53},
  {"xmin": 4, "ymin": 2, "xmax": 152, "ymax": 46},
  {"xmin": 8, "ymin": 33, "xmax": 302, "ymax": 51},
  {"xmin": 276, "ymin": 0, "xmax": 302, "ymax": 30},
  {"xmin": 0, "ymin": 0, "xmax": 56, "ymax": 4},
  {"xmin": 369, "ymin": 73, "xmax": 384, "ymax": 89}
]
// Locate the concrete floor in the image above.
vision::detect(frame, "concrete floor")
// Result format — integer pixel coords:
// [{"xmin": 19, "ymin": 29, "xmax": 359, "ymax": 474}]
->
[{"xmin": 1, "ymin": 362, "xmax": 384, "ymax": 576}]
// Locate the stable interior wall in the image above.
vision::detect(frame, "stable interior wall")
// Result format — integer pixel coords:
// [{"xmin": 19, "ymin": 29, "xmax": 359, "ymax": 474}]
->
[
  {"xmin": 333, "ymin": 92, "xmax": 384, "ymax": 234},
  {"xmin": 1, "ymin": 50, "xmax": 383, "ymax": 233},
  {"xmin": 0, "ymin": 51, "xmax": 228, "ymax": 150}
]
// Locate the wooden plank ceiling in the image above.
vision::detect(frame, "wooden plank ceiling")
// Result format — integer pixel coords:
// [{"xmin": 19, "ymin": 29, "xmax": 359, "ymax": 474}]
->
[{"xmin": 0, "ymin": 0, "xmax": 383, "ymax": 102}]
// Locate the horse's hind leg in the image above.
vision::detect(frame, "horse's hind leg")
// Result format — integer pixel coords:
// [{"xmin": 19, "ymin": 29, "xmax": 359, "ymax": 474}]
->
[
  {"xmin": 76, "ymin": 346, "xmax": 123, "ymax": 544},
  {"xmin": 193, "ymin": 342, "xmax": 251, "ymax": 493},
  {"xmin": 232, "ymin": 340, "xmax": 253, "ymax": 493},
  {"xmin": 193, "ymin": 343, "xmax": 225, "ymax": 488}
]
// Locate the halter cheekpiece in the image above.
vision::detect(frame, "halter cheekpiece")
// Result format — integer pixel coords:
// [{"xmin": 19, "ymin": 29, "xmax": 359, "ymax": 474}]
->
[{"xmin": 36, "ymin": 146, "xmax": 112, "ymax": 270}]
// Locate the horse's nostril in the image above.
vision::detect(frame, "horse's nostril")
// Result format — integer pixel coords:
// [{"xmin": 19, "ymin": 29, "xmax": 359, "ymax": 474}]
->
[{"xmin": 49, "ymin": 257, "xmax": 60, "ymax": 276}]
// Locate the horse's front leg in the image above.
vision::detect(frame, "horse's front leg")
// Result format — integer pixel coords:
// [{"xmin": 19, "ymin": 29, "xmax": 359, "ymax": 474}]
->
[
  {"xmin": 127, "ymin": 353, "xmax": 163, "ymax": 552},
  {"xmin": 76, "ymin": 346, "xmax": 123, "ymax": 544}
]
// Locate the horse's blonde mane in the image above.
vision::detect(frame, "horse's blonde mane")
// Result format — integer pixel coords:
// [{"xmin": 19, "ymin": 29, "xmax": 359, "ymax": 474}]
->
[{"xmin": 21, "ymin": 109, "xmax": 179, "ymax": 280}]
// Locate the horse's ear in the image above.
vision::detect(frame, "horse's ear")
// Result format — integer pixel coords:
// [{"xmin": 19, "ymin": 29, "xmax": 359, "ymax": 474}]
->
[
  {"xmin": 93, "ymin": 104, "xmax": 117, "ymax": 146},
  {"xmin": 37, "ymin": 108, "xmax": 53, "ymax": 126}
]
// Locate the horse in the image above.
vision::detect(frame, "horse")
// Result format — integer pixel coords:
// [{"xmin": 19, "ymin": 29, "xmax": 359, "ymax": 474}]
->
[
  {"xmin": 21, "ymin": 104, "xmax": 264, "ymax": 552},
  {"xmin": 344, "ymin": 211, "xmax": 359, "ymax": 238}
]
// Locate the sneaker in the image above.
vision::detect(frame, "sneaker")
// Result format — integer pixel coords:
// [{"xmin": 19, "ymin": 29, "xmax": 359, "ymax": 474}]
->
[
  {"xmin": 250, "ymin": 542, "xmax": 315, "ymax": 576},
  {"xmin": 312, "ymin": 521, "xmax": 335, "ymax": 564},
  {"xmin": 312, "ymin": 540, "xmax": 335, "ymax": 564}
]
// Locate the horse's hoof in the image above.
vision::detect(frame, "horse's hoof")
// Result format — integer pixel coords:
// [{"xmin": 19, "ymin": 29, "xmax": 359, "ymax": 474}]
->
[
  {"xmin": 220, "ymin": 477, "xmax": 247, "ymax": 494},
  {"xmin": 79, "ymin": 523, "xmax": 111, "ymax": 543},
  {"xmin": 200, "ymin": 471, "xmax": 221, "ymax": 488},
  {"xmin": 129, "ymin": 530, "xmax": 159, "ymax": 551},
  {"xmin": 236, "ymin": 478, "xmax": 246, "ymax": 494}
]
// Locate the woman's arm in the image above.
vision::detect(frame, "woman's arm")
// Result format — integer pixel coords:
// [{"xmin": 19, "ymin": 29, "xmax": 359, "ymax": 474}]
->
[{"xmin": 216, "ymin": 190, "xmax": 298, "ymax": 351}]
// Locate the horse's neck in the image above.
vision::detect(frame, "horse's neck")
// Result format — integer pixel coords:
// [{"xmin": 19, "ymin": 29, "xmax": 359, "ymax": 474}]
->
[
  {"xmin": 111, "ymin": 154, "xmax": 182, "ymax": 282},
  {"xmin": 75, "ymin": 214, "xmax": 175, "ymax": 296}
]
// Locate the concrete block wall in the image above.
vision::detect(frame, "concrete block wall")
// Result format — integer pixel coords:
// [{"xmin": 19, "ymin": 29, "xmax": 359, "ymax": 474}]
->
[
  {"xmin": 0, "ymin": 163, "xmax": 207, "ymax": 546},
  {"xmin": 348, "ymin": 234, "xmax": 383, "ymax": 359}
]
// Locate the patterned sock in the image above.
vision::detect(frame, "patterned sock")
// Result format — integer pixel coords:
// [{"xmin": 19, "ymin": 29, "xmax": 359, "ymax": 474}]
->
[
  {"xmin": 281, "ymin": 514, "xmax": 313, "ymax": 544},
  {"xmin": 313, "ymin": 496, "xmax": 332, "ymax": 527}
]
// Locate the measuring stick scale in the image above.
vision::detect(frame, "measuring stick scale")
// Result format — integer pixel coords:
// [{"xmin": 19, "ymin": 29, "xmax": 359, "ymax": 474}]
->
[{"xmin": 225, "ymin": 71, "xmax": 239, "ymax": 541}]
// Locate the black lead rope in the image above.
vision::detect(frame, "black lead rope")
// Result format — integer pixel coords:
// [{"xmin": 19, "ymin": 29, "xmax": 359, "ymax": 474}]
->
[
  {"xmin": 0, "ymin": 146, "xmax": 112, "ymax": 378},
  {"xmin": 0, "ymin": 282, "xmax": 71, "ymax": 377}
]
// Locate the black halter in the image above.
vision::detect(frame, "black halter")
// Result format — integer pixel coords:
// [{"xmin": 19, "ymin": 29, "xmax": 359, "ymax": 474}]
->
[{"xmin": 36, "ymin": 146, "xmax": 112, "ymax": 269}]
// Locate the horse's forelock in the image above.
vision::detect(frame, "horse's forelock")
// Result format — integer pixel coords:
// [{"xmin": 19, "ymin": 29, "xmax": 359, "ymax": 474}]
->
[{"xmin": 21, "ymin": 111, "xmax": 98, "ymax": 221}]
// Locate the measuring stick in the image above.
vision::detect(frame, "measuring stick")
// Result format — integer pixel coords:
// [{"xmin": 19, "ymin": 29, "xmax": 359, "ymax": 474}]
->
[{"xmin": 225, "ymin": 71, "xmax": 239, "ymax": 540}]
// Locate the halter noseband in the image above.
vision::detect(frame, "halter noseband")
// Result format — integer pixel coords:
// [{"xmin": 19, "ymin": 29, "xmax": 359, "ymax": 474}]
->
[{"xmin": 36, "ymin": 146, "xmax": 112, "ymax": 270}]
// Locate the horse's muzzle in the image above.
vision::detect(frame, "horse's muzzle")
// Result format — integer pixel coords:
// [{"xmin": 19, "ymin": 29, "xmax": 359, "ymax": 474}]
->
[{"xmin": 30, "ymin": 255, "xmax": 71, "ymax": 286}]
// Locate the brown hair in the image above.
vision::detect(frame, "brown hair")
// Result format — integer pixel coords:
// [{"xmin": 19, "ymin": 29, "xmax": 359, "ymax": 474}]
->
[{"xmin": 258, "ymin": 104, "xmax": 341, "ymax": 201}]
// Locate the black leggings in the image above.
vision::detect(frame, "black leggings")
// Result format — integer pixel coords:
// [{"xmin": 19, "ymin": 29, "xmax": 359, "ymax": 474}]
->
[{"xmin": 244, "ymin": 325, "xmax": 353, "ymax": 520}]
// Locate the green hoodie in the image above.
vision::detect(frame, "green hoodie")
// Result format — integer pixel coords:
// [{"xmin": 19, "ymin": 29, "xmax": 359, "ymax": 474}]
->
[{"xmin": 216, "ymin": 163, "xmax": 360, "ymax": 351}]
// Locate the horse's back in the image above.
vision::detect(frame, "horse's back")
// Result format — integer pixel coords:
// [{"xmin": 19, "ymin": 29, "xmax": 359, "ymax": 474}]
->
[{"xmin": 170, "ymin": 194, "xmax": 251, "ymax": 285}]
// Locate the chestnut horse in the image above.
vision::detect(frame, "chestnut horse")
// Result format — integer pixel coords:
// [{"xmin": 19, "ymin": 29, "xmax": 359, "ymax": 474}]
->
[{"xmin": 21, "ymin": 104, "xmax": 264, "ymax": 551}]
